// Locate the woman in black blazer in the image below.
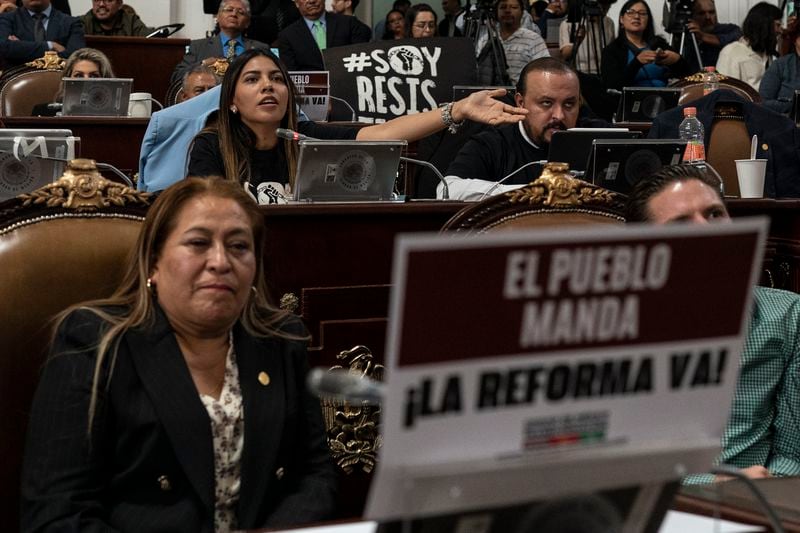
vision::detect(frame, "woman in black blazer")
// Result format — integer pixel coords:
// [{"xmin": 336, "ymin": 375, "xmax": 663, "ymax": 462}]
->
[
  {"xmin": 601, "ymin": 0, "xmax": 690, "ymax": 91},
  {"xmin": 20, "ymin": 178, "xmax": 337, "ymax": 532}
]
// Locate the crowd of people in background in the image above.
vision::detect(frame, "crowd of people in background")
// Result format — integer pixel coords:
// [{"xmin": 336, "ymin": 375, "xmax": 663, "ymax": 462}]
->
[{"xmin": 4, "ymin": 0, "xmax": 800, "ymax": 112}]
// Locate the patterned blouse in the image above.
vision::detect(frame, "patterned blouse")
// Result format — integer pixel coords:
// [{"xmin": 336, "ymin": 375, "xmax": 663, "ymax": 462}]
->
[{"xmin": 199, "ymin": 335, "xmax": 245, "ymax": 532}]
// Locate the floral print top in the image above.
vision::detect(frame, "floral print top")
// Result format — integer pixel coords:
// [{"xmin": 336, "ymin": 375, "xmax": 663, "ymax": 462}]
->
[{"xmin": 199, "ymin": 335, "xmax": 244, "ymax": 532}]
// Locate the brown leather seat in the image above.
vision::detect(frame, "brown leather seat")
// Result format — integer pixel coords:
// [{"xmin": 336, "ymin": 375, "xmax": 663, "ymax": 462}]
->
[
  {"xmin": 707, "ymin": 103, "xmax": 751, "ymax": 197},
  {"xmin": 0, "ymin": 159, "xmax": 151, "ymax": 531},
  {"xmin": 441, "ymin": 162, "xmax": 627, "ymax": 233},
  {"xmin": 671, "ymin": 72, "xmax": 761, "ymax": 106},
  {"xmin": 0, "ymin": 53, "xmax": 65, "ymax": 116}
]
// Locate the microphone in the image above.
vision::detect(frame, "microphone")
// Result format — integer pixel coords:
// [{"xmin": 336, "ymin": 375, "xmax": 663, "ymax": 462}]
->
[
  {"xmin": 275, "ymin": 128, "xmax": 315, "ymax": 142},
  {"xmin": 328, "ymin": 95, "xmax": 357, "ymax": 122},
  {"xmin": 0, "ymin": 149, "xmax": 134, "ymax": 187},
  {"xmin": 478, "ymin": 160, "xmax": 548, "ymax": 201},
  {"xmin": 145, "ymin": 23, "xmax": 185, "ymax": 38},
  {"xmin": 306, "ymin": 368, "xmax": 383, "ymax": 404},
  {"xmin": 400, "ymin": 155, "xmax": 449, "ymax": 200}
]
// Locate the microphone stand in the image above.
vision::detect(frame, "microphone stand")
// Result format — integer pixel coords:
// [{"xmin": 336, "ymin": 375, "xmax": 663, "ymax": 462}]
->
[{"xmin": 478, "ymin": 160, "xmax": 547, "ymax": 201}]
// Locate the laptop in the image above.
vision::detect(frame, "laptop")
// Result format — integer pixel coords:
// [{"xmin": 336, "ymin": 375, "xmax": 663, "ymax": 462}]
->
[
  {"xmin": 61, "ymin": 77, "xmax": 133, "ymax": 117},
  {"xmin": 293, "ymin": 140, "xmax": 406, "ymax": 202},
  {"xmin": 548, "ymin": 129, "xmax": 641, "ymax": 173},
  {"xmin": 587, "ymin": 139, "xmax": 686, "ymax": 194},
  {"xmin": 619, "ymin": 87, "xmax": 682, "ymax": 123},
  {"xmin": 0, "ymin": 130, "xmax": 80, "ymax": 201}
]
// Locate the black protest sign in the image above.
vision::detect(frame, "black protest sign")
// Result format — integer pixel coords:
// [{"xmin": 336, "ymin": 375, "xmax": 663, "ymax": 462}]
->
[{"xmin": 323, "ymin": 37, "xmax": 478, "ymax": 123}]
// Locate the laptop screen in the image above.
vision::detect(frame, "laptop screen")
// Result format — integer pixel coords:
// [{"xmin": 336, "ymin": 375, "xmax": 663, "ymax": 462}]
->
[
  {"xmin": 293, "ymin": 140, "xmax": 406, "ymax": 202},
  {"xmin": 0, "ymin": 131, "xmax": 80, "ymax": 201},
  {"xmin": 61, "ymin": 78, "xmax": 133, "ymax": 117}
]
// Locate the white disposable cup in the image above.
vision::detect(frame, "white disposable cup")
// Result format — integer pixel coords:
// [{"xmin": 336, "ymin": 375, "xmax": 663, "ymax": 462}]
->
[
  {"xmin": 128, "ymin": 92, "xmax": 152, "ymax": 118},
  {"xmin": 735, "ymin": 159, "xmax": 767, "ymax": 198}
]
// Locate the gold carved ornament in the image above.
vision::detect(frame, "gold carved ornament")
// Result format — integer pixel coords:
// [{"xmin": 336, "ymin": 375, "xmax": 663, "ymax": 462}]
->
[
  {"xmin": 19, "ymin": 159, "xmax": 150, "ymax": 211},
  {"xmin": 506, "ymin": 162, "xmax": 618, "ymax": 207},
  {"xmin": 26, "ymin": 50, "xmax": 66, "ymax": 71},
  {"xmin": 320, "ymin": 345, "xmax": 384, "ymax": 474}
]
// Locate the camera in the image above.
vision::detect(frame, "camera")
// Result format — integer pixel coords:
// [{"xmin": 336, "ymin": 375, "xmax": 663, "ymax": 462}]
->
[
  {"xmin": 566, "ymin": 0, "xmax": 615, "ymax": 23},
  {"xmin": 664, "ymin": 0, "xmax": 695, "ymax": 34}
]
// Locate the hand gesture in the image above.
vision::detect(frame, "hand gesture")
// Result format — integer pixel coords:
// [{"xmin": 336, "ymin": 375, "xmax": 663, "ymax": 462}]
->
[
  {"xmin": 0, "ymin": 2, "xmax": 16, "ymax": 13},
  {"xmin": 655, "ymin": 50, "xmax": 680, "ymax": 65},
  {"xmin": 636, "ymin": 50, "xmax": 658, "ymax": 64},
  {"xmin": 451, "ymin": 89, "xmax": 528, "ymax": 126}
]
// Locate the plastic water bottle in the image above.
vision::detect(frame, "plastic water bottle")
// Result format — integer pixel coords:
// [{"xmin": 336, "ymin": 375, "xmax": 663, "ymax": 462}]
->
[
  {"xmin": 703, "ymin": 66, "xmax": 719, "ymax": 95},
  {"xmin": 679, "ymin": 107, "xmax": 705, "ymax": 162}
]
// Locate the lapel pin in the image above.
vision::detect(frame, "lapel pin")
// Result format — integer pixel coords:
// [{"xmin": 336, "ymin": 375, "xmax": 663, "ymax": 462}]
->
[{"xmin": 258, "ymin": 371, "xmax": 270, "ymax": 386}]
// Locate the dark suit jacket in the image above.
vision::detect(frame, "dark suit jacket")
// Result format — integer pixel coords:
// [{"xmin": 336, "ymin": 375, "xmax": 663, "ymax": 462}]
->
[
  {"xmin": 648, "ymin": 90, "xmax": 800, "ymax": 198},
  {"xmin": 171, "ymin": 34, "xmax": 271, "ymax": 83},
  {"xmin": 0, "ymin": 7, "xmax": 84, "ymax": 66},
  {"xmin": 277, "ymin": 12, "xmax": 371, "ymax": 71},
  {"xmin": 21, "ymin": 307, "xmax": 337, "ymax": 532}
]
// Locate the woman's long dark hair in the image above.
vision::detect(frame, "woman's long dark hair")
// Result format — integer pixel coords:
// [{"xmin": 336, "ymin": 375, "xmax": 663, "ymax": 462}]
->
[
  {"xmin": 212, "ymin": 48, "xmax": 301, "ymax": 188},
  {"xmin": 617, "ymin": 0, "xmax": 657, "ymax": 46},
  {"xmin": 742, "ymin": 2, "xmax": 782, "ymax": 55}
]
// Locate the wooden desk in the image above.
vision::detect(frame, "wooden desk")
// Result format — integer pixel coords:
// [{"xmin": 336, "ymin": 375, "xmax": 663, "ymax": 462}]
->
[
  {"xmin": 261, "ymin": 201, "xmax": 464, "ymax": 361},
  {"xmin": 0, "ymin": 116, "xmax": 149, "ymax": 176},
  {"xmin": 85, "ymin": 36, "xmax": 189, "ymax": 103}
]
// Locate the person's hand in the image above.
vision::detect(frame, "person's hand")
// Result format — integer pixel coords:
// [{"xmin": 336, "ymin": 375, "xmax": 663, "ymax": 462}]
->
[
  {"xmin": 714, "ymin": 465, "xmax": 772, "ymax": 482},
  {"xmin": 202, "ymin": 57, "xmax": 224, "ymax": 67},
  {"xmin": 686, "ymin": 20, "xmax": 701, "ymax": 34},
  {"xmin": 0, "ymin": 2, "xmax": 16, "ymax": 13},
  {"xmin": 50, "ymin": 42, "xmax": 66, "ymax": 53},
  {"xmin": 656, "ymin": 50, "xmax": 680, "ymax": 65},
  {"xmin": 7, "ymin": 34, "xmax": 18, "ymax": 40},
  {"xmin": 451, "ymin": 89, "xmax": 528, "ymax": 126},
  {"xmin": 636, "ymin": 50, "xmax": 657, "ymax": 64}
]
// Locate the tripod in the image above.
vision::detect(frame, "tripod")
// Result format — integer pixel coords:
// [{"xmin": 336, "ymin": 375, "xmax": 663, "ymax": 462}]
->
[
  {"xmin": 463, "ymin": 0, "xmax": 510, "ymax": 86},
  {"xmin": 566, "ymin": 13, "xmax": 608, "ymax": 75},
  {"xmin": 674, "ymin": 27, "xmax": 704, "ymax": 70}
]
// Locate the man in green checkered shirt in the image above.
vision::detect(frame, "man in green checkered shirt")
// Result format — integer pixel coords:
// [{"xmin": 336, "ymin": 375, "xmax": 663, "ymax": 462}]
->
[{"xmin": 626, "ymin": 163, "xmax": 800, "ymax": 483}]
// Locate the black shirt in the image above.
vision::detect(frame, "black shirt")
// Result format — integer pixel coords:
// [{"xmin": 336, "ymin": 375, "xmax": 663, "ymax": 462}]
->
[
  {"xmin": 187, "ymin": 121, "xmax": 358, "ymax": 199},
  {"xmin": 445, "ymin": 122, "xmax": 549, "ymax": 185}
]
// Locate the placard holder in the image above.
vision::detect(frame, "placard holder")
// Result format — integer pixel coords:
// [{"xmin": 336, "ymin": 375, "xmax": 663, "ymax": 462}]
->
[{"xmin": 367, "ymin": 439, "xmax": 718, "ymax": 523}]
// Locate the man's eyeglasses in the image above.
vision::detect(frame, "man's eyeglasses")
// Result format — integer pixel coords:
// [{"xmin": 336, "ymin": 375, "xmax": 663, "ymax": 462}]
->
[
  {"xmin": 413, "ymin": 22, "xmax": 436, "ymax": 29},
  {"xmin": 624, "ymin": 9, "xmax": 648, "ymax": 18},
  {"xmin": 220, "ymin": 6, "xmax": 248, "ymax": 16}
]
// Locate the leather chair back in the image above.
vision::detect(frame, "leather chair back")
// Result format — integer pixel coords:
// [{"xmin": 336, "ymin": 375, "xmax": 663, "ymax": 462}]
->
[
  {"xmin": 442, "ymin": 163, "xmax": 627, "ymax": 233},
  {"xmin": 0, "ymin": 159, "xmax": 150, "ymax": 531},
  {"xmin": 0, "ymin": 65, "xmax": 64, "ymax": 117},
  {"xmin": 707, "ymin": 113, "xmax": 750, "ymax": 197},
  {"xmin": 672, "ymin": 72, "xmax": 761, "ymax": 106}
]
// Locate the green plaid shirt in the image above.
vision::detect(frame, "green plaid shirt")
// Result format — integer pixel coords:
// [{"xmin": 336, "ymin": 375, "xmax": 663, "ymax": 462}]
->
[{"xmin": 686, "ymin": 286, "xmax": 800, "ymax": 484}]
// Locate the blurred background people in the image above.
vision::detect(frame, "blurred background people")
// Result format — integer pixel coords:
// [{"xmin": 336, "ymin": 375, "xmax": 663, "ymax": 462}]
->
[
  {"xmin": 405, "ymin": 2, "xmax": 437, "ymax": 38},
  {"xmin": 179, "ymin": 64, "xmax": 220, "ymax": 103},
  {"xmin": 79, "ymin": 0, "xmax": 153, "ymax": 36},
  {"xmin": 559, "ymin": 0, "xmax": 615, "ymax": 75},
  {"xmin": 439, "ymin": 0, "xmax": 463, "ymax": 36},
  {"xmin": 497, "ymin": 0, "xmax": 549, "ymax": 84},
  {"xmin": 716, "ymin": 2, "xmax": 781, "ymax": 91},
  {"xmin": 684, "ymin": 0, "xmax": 741, "ymax": 72},
  {"xmin": 31, "ymin": 47, "xmax": 113, "ymax": 116},
  {"xmin": 601, "ymin": 0, "xmax": 689, "ymax": 90},
  {"xmin": 759, "ymin": 22, "xmax": 800, "ymax": 114},
  {"xmin": 329, "ymin": 0, "xmax": 371, "ymax": 38},
  {"xmin": 381, "ymin": 8, "xmax": 405, "ymax": 39},
  {"xmin": 172, "ymin": 0, "xmax": 268, "ymax": 84},
  {"xmin": 0, "ymin": 0, "xmax": 85, "ymax": 66},
  {"xmin": 373, "ymin": 0, "xmax": 409, "ymax": 40},
  {"xmin": 536, "ymin": 0, "xmax": 566, "ymax": 39}
]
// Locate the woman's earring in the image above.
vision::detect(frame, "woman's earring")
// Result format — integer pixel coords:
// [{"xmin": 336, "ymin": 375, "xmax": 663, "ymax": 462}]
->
[
  {"xmin": 146, "ymin": 278, "xmax": 153, "ymax": 290},
  {"xmin": 251, "ymin": 286, "xmax": 258, "ymax": 298},
  {"xmin": 230, "ymin": 105, "xmax": 238, "ymax": 114}
]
